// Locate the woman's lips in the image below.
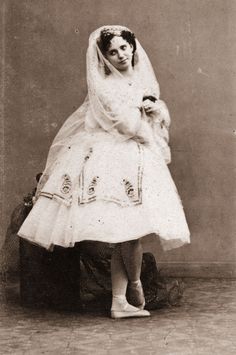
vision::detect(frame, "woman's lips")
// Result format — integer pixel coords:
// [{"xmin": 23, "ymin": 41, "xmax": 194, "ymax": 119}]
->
[{"xmin": 119, "ymin": 59, "xmax": 128, "ymax": 64}]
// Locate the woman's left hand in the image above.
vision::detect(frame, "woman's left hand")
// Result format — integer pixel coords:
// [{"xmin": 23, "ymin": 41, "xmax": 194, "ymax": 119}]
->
[
  {"xmin": 142, "ymin": 99, "xmax": 161, "ymax": 115},
  {"xmin": 143, "ymin": 99, "xmax": 171, "ymax": 128}
]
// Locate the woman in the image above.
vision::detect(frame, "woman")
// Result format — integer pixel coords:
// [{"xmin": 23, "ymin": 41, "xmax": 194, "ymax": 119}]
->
[{"xmin": 18, "ymin": 25, "xmax": 190, "ymax": 319}]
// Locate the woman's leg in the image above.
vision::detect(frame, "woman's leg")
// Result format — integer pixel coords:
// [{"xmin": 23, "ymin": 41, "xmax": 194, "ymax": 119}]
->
[
  {"xmin": 110, "ymin": 244, "xmax": 150, "ymax": 318},
  {"xmin": 120, "ymin": 239, "xmax": 145, "ymax": 308},
  {"xmin": 111, "ymin": 244, "xmax": 128, "ymax": 300},
  {"xmin": 120, "ymin": 239, "xmax": 143, "ymax": 281}
]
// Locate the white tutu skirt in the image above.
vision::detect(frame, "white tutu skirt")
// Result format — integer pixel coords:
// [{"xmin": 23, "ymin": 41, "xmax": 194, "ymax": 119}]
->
[{"xmin": 18, "ymin": 131, "xmax": 190, "ymax": 251}]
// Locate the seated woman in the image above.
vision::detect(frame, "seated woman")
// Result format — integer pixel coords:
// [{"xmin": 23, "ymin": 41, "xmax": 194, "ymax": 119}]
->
[{"xmin": 18, "ymin": 25, "xmax": 190, "ymax": 319}]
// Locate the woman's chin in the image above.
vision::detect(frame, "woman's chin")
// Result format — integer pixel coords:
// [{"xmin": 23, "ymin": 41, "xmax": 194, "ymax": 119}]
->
[{"xmin": 116, "ymin": 63, "xmax": 131, "ymax": 72}]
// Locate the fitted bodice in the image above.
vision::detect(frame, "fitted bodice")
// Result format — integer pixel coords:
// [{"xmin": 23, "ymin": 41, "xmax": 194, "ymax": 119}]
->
[{"xmin": 85, "ymin": 75, "xmax": 145, "ymax": 132}]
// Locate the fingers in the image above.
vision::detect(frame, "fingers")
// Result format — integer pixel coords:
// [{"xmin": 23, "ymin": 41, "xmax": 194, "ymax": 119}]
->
[
  {"xmin": 142, "ymin": 99, "xmax": 153, "ymax": 110},
  {"xmin": 143, "ymin": 103, "xmax": 153, "ymax": 112},
  {"xmin": 144, "ymin": 105, "xmax": 160, "ymax": 114},
  {"xmin": 144, "ymin": 107, "xmax": 153, "ymax": 113},
  {"xmin": 143, "ymin": 99, "xmax": 160, "ymax": 114}
]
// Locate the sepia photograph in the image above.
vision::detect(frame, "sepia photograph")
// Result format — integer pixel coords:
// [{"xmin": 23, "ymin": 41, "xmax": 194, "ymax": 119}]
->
[{"xmin": 0, "ymin": 0, "xmax": 235, "ymax": 353}]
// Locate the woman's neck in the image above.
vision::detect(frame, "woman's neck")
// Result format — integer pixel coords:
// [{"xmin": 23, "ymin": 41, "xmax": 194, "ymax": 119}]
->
[{"xmin": 120, "ymin": 66, "xmax": 135, "ymax": 78}]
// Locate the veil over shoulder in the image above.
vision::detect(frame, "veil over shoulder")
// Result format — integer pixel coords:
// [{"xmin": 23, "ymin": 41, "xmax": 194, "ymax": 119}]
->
[{"xmin": 18, "ymin": 25, "xmax": 190, "ymax": 251}]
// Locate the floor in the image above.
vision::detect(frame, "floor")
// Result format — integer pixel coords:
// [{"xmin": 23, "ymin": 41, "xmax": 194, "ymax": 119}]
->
[{"xmin": 0, "ymin": 279, "xmax": 235, "ymax": 355}]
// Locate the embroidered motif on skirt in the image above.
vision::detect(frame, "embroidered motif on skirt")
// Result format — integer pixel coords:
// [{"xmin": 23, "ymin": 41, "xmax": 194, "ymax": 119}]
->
[
  {"xmin": 78, "ymin": 143, "xmax": 144, "ymax": 206},
  {"xmin": 123, "ymin": 179, "xmax": 135, "ymax": 200},
  {"xmin": 87, "ymin": 176, "xmax": 99, "ymax": 196},
  {"xmin": 38, "ymin": 175, "xmax": 73, "ymax": 206},
  {"xmin": 60, "ymin": 174, "xmax": 72, "ymax": 194},
  {"xmin": 84, "ymin": 147, "xmax": 93, "ymax": 161}
]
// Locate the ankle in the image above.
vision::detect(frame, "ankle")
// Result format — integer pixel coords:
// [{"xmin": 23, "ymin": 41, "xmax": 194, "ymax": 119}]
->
[
  {"xmin": 111, "ymin": 295, "xmax": 127, "ymax": 310},
  {"xmin": 130, "ymin": 279, "xmax": 142, "ymax": 287},
  {"xmin": 112, "ymin": 295, "xmax": 126, "ymax": 302},
  {"xmin": 111, "ymin": 298, "xmax": 141, "ymax": 312}
]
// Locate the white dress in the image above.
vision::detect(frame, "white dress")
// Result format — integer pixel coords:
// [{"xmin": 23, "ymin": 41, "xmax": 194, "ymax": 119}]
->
[{"xmin": 18, "ymin": 79, "xmax": 190, "ymax": 251}]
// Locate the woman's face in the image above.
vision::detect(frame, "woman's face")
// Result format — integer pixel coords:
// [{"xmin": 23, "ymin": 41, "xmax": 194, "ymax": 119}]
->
[{"xmin": 105, "ymin": 36, "xmax": 133, "ymax": 72}]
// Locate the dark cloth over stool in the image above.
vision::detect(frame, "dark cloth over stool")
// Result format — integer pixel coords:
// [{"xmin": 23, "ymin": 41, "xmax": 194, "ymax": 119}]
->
[{"xmin": 79, "ymin": 241, "xmax": 184, "ymax": 311}]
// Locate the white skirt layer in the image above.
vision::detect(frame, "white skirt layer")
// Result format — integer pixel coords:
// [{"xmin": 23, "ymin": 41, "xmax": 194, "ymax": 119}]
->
[{"xmin": 18, "ymin": 132, "xmax": 190, "ymax": 251}]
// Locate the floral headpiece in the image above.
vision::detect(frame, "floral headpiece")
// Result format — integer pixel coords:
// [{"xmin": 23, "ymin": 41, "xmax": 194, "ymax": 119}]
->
[{"xmin": 101, "ymin": 27, "xmax": 123, "ymax": 37}]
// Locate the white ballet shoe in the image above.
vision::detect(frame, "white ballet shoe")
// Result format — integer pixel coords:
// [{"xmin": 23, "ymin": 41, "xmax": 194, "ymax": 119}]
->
[
  {"xmin": 111, "ymin": 301, "xmax": 150, "ymax": 319},
  {"xmin": 111, "ymin": 308, "xmax": 150, "ymax": 319}
]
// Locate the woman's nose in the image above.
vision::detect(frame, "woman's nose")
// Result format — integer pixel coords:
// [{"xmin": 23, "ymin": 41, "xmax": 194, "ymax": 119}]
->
[{"xmin": 117, "ymin": 50, "xmax": 124, "ymax": 59}]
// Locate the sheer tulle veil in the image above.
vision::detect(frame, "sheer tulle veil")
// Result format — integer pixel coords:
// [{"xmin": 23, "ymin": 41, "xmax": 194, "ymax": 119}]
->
[{"xmin": 36, "ymin": 25, "xmax": 161, "ymax": 197}]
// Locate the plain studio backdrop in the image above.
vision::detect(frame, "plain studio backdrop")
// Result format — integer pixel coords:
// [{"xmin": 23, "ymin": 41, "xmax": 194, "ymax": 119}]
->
[{"xmin": 0, "ymin": 0, "xmax": 235, "ymax": 277}]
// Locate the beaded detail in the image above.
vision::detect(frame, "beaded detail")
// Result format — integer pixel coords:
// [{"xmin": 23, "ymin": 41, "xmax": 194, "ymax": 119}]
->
[
  {"xmin": 84, "ymin": 147, "xmax": 93, "ymax": 161},
  {"xmin": 60, "ymin": 174, "xmax": 72, "ymax": 194},
  {"xmin": 87, "ymin": 176, "xmax": 99, "ymax": 196},
  {"xmin": 123, "ymin": 179, "xmax": 135, "ymax": 199}
]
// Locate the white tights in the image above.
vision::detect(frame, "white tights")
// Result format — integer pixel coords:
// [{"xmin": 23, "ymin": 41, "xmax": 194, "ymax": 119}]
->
[{"xmin": 110, "ymin": 240, "xmax": 143, "ymax": 311}]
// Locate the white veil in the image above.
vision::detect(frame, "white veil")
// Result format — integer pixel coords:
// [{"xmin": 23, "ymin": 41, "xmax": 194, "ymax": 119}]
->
[
  {"xmin": 86, "ymin": 25, "xmax": 160, "ymax": 134},
  {"xmin": 36, "ymin": 25, "xmax": 164, "ymax": 197}
]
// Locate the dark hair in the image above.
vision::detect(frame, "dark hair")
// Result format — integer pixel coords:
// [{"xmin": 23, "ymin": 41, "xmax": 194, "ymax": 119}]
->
[{"xmin": 98, "ymin": 30, "xmax": 137, "ymax": 66}]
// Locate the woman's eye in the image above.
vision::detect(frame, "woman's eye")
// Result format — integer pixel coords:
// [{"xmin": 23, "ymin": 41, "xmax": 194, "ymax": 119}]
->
[
  {"xmin": 109, "ymin": 51, "xmax": 116, "ymax": 56},
  {"xmin": 121, "ymin": 45, "xmax": 127, "ymax": 50}
]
